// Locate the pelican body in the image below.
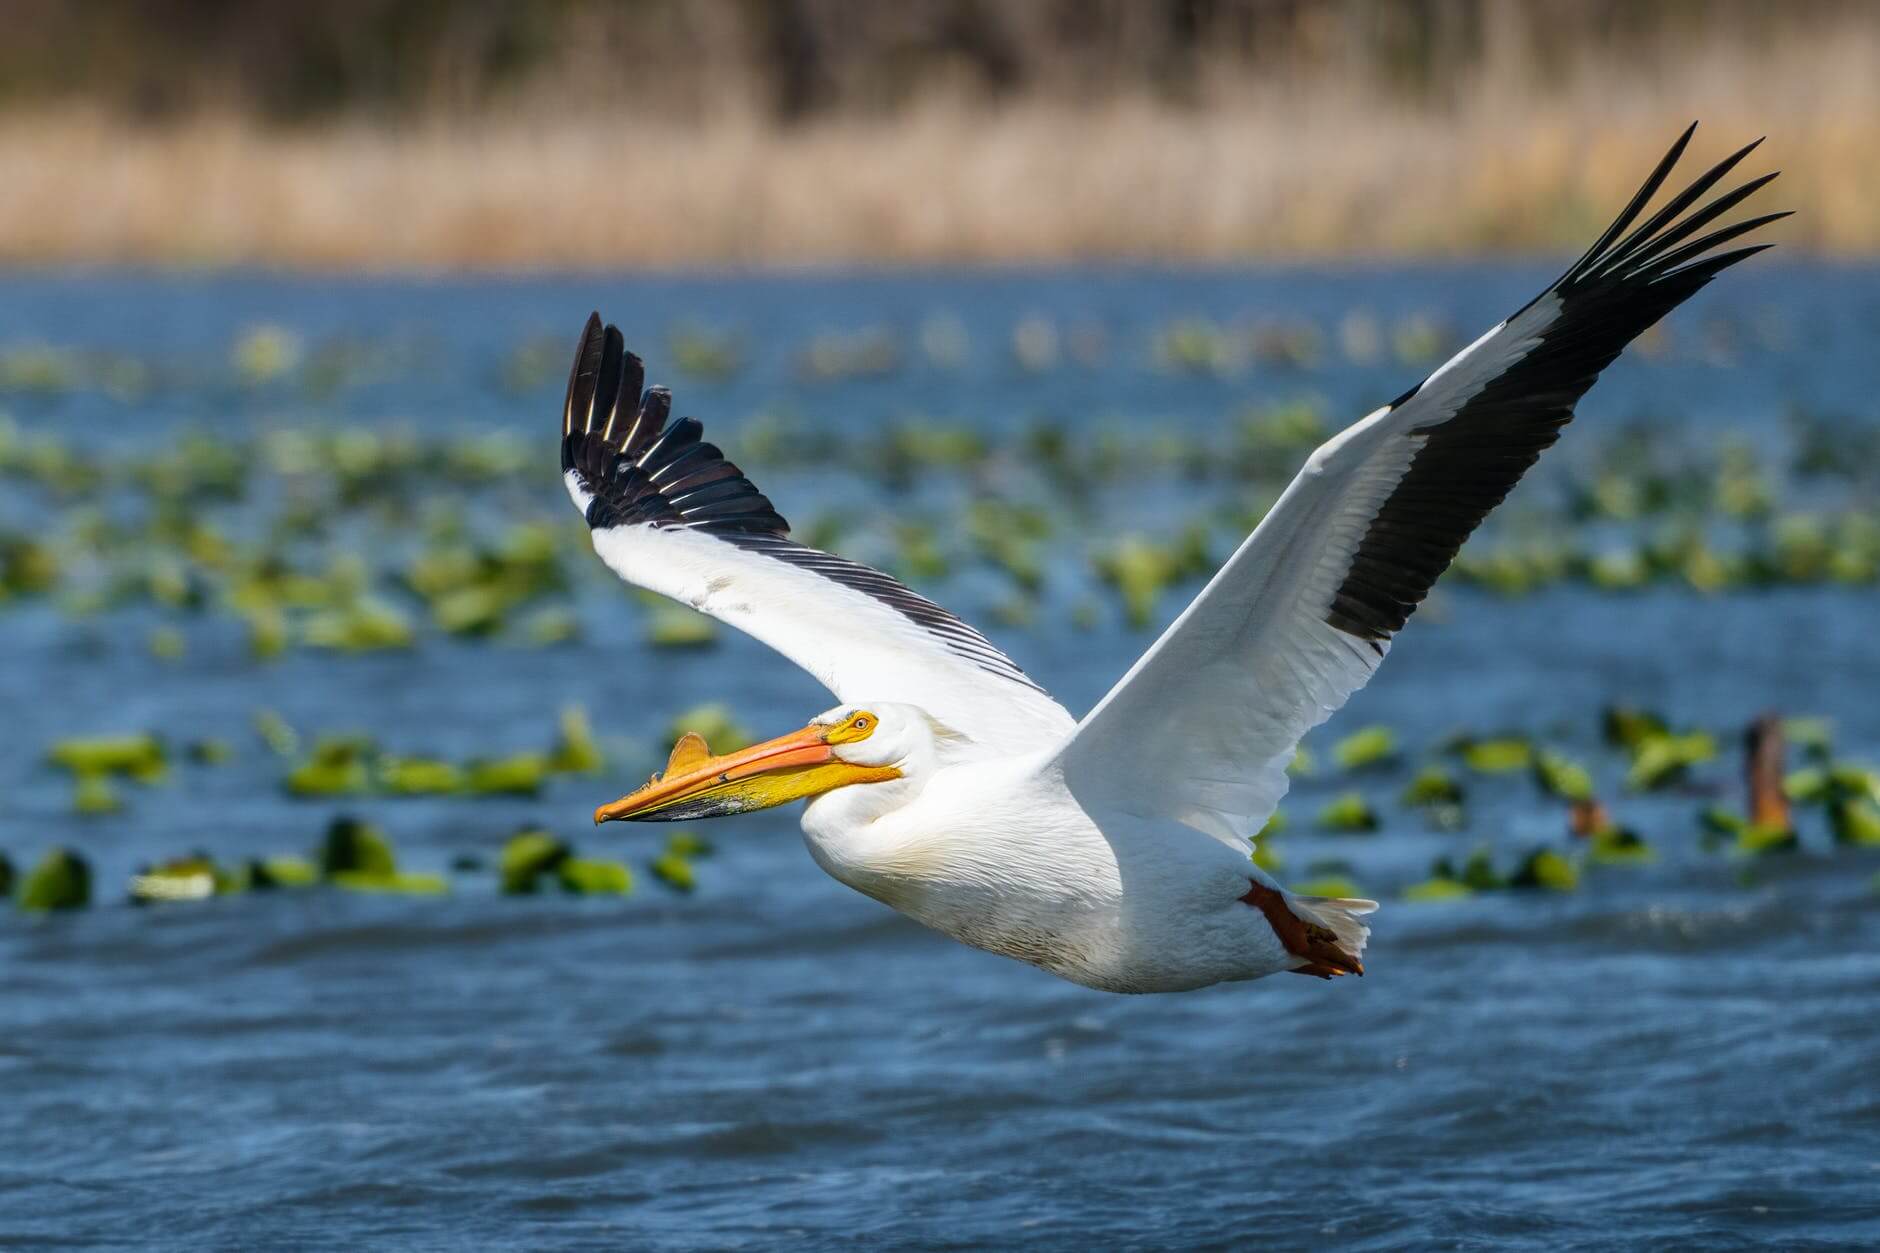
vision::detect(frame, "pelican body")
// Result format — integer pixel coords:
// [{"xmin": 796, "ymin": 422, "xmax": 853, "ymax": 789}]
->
[{"xmin": 563, "ymin": 126, "xmax": 1782, "ymax": 993}]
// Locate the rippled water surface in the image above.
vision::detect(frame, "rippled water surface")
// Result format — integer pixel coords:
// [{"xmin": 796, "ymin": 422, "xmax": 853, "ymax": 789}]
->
[{"xmin": 1, "ymin": 266, "xmax": 1877, "ymax": 1249}]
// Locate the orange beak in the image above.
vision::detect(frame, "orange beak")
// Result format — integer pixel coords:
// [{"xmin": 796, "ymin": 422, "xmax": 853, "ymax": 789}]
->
[{"xmin": 594, "ymin": 722, "xmax": 896, "ymax": 823}]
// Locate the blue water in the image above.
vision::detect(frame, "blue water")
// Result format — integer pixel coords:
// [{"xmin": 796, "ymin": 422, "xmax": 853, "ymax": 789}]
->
[{"xmin": 0, "ymin": 266, "xmax": 1877, "ymax": 1249}]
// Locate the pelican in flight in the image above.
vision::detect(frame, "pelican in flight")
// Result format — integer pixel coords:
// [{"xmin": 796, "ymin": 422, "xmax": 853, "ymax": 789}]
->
[{"xmin": 563, "ymin": 125, "xmax": 1782, "ymax": 993}]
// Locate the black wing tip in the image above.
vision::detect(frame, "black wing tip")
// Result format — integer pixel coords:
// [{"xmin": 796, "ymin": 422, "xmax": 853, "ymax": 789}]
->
[
  {"xmin": 560, "ymin": 312, "xmax": 790, "ymax": 540},
  {"xmin": 1559, "ymin": 129, "xmax": 1785, "ymax": 297}
]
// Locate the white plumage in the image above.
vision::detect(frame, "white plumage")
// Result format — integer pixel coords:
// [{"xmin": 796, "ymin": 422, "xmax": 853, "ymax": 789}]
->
[{"xmin": 564, "ymin": 125, "xmax": 1784, "ymax": 992}]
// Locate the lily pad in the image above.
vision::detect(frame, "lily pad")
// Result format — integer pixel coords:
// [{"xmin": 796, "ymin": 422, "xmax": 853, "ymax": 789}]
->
[
  {"xmin": 1332, "ymin": 726, "xmax": 1398, "ymax": 772},
  {"xmin": 287, "ymin": 736, "xmax": 374, "ymax": 797},
  {"xmin": 48, "ymin": 733, "xmax": 165, "ymax": 782},
  {"xmin": 645, "ymin": 604, "xmax": 718, "ymax": 649},
  {"xmin": 1403, "ymin": 877, "xmax": 1473, "ymax": 902},
  {"xmin": 549, "ymin": 705, "xmax": 604, "ymax": 774},
  {"xmin": 1315, "ymin": 791, "xmax": 1379, "ymax": 833},
  {"xmin": 1625, "ymin": 731, "xmax": 1717, "ymax": 791},
  {"xmin": 499, "ymin": 829, "xmax": 570, "ymax": 894},
  {"xmin": 1402, "ymin": 766, "xmax": 1464, "ymax": 806},
  {"xmin": 1829, "ymin": 798, "xmax": 1880, "ymax": 846},
  {"xmin": 665, "ymin": 704, "xmax": 751, "ymax": 754},
  {"xmin": 558, "ymin": 858, "xmax": 633, "ymax": 895},
  {"xmin": 464, "ymin": 753, "xmax": 550, "ymax": 797},
  {"xmin": 1290, "ymin": 875, "xmax": 1365, "ymax": 900},
  {"xmin": 1455, "ymin": 737, "xmax": 1534, "ymax": 774},
  {"xmin": 250, "ymin": 856, "xmax": 319, "ymax": 888},
  {"xmin": 319, "ymin": 816, "xmax": 397, "ymax": 877},
  {"xmin": 1510, "ymin": 848, "xmax": 1580, "ymax": 892},
  {"xmin": 330, "ymin": 871, "xmax": 449, "ymax": 895},
  {"xmin": 1588, "ymin": 828, "xmax": 1657, "ymax": 864},
  {"xmin": 1602, "ymin": 706, "xmax": 1669, "ymax": 751},
  {"xmin": 650, "ymin": 851, "xmax": 696, "ymax": 892},
  {"xmin": 377, "ymin": 757, "xmax": 464, "ymax": 795},
  {"xmin": 1533, "ymin": 751, "xmax": 1595, "ymax": 802},
  {"xmin": 72, "ymin": 772, "xmax": 121, "ymax": 815},
  {"xmin": 19, "ymin": 847, "xmax": 90, "ymax": 910}
]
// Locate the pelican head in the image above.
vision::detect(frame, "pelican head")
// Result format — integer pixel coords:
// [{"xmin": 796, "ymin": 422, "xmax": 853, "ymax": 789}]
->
[{"xmin": 593, "ymin": 704, "xmax": 934, "ymax": 823}]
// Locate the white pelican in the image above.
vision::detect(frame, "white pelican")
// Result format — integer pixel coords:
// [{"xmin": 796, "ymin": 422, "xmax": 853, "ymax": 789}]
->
[{"xmin": 563, "ymin": 125, "xmax": 1783, "ymax": 993}]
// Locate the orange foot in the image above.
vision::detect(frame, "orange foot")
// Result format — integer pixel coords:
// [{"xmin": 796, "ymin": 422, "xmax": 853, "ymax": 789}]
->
[{"xmin": 1240, "ymin": 881, "xmax": 1365, "ymax": 979}]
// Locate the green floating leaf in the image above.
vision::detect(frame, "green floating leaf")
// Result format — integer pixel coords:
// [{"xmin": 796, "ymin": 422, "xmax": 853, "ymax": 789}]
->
[
  {"xmin": 1432, "ymin": 849, "xmax": 1505, "ymax": 892},
  {"xmin": 47, "ymin": 733, "xmax": 166, "ymax": 782},
  {"xmin": 500, "ymin": 829, "xmax": 570, "ymax": 894},
  {"xmin": 464, "ymin": 753, "xmax": 550, "ymax": 797},
  {"xmin": 1697, "ymin": 805, "xmax": 1796, "ymax": 855},
  {"xmin": 645, "ymin": 604, "xmax": 718, "ymax": 649},
  {"xmin": 1533, "ymin": 751, "xmax": 1595, "ymax": 802},
  {"xmin": 19, "ymin": 847, "xmax": 90, "ymax": 910},
  {"xmin": 1510, "ymin": 848, "xmax": 1580, "ymax": 892},
  {"xmin": 72, "ymin": 772, "xmax": 121, "ymax": 815},
  {"xmin": 1094, "ymin": 529, "xmax": 1211, "ymax": 630},
  {"xmin": 664, "ymin": 832, "xmax": 714, "ymax": 859},
  {"xmin": 377, "ymin": 757, "xmax": 463, "ymax": 796},
  {"xmin": 1402, "ymin": 766, "xmax": 1464, "ymax": 806},
  {"xmin": 251, "ymin": 856, "xmax": 319, "ymax": 888},
  {"xmin": 519, "ymin": 606, "xmax": 580, "ymax": 647},
  {"xmin": 1829, "ymin": 798, "xmax": 1880, "ymax": 847},
  {"xmin": 1602, "ymin": 706, "xmax": 1669, "ymax": 751},
  {"xmin": 186, "ymin": 739, "xmax": 234, "ymax": 766},
  {"xmin": 1315, "ymin": 791, "xmax": 1379, "ymax": 833},
  {"xmin": 1290, "ymin": 875, "xmax": 1364, "ymax": 900},
  {"xmin": 1332, "ymin": 726, "xmax": 1398, "ymax": 772},
  {"xmin": 665, "ymin": 704, "xmax": 751, "ymax": 755},
  {"xmin": 254, "ymin": 709, "xmax": 300, "ymax": 757},
  {"xmin": 301, "ymin": 597, "xmax": 415, "ymax": 651},
  {"xmin": 1456, "ymin": 737, "xmax": 1534, "ymax": 774},
  {"xmin": 330, "ymin": 871, "xmax": 448, "ymax": 895},
  {"xmin": 286, "ymin": 736, "xmax": 373, "ymax": 797},
  {"xmin": 319, "ymin": 816, "xmax": 397, "ymax": 878},
  {"xmin": 1782, "ymin": 717, "xmax": 1835, "ymax": 760},
  {"xmin": 557, "ymin": 859, "xmax": 633, "ymax": 895},
  {"xmin": 549, "ymin": 705, "xmax": 604, "ymax": 774},
  {"xmin": 1403, "ymin": 877, "xmax": 1473, "ymax": 903},
  {"xmin": 1625, "ymin": 732, "xmax": 1716, "ymax": 791},
  {"xmin": 148, "ymin": 626, "xmax": 186, "ymax": 661},
  {"xmin": 650, "ymin": 852, "xmax": 696, "ymax": 892},
  {"xmin": 1588, "ymin": 828, "xmax": 1657, "ymax": 865},
  {"xmin": 232, "ymin": 323, "xmax": 302, "ymax": 382}
]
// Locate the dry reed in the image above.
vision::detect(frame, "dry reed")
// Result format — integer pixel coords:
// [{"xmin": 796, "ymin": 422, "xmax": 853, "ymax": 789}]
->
[{"xmin": 3, "ymin": 26, "xmax": 1873, "ymax": 269}]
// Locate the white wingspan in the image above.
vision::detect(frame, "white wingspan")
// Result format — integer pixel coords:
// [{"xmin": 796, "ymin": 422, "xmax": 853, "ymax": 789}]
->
[
  {"xmin": 1058, "ymin": 124, "xmax": 1784, "ymax": 850},
  {"xmin": 1055, "ymin": 306, "xmax": 1546, "ymax": 848},
  {"xmin": 559, "ymin": 315, "xmax": 1073, "ymax": 754}
]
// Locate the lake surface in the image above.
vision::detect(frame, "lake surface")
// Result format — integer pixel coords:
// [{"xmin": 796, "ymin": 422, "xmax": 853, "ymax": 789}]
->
[{"xmin": 0, "ymin": 265, "xmax": 1876, "ymax": 1249}]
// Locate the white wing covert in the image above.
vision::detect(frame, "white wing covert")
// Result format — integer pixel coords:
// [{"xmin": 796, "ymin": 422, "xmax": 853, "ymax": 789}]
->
[
  {"xmin": 1055, "ymin": 125, "xmax": 1786, "ymax": 850},
  {"xmin": 560, "ymin": 316, "xmax": 1074, "ymax": 752}
]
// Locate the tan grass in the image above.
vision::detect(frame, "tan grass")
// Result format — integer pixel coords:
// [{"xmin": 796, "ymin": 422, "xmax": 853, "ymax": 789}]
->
[{"xmin": 3, "ymin": 26, "xmax": 1875, "ymax": 269}]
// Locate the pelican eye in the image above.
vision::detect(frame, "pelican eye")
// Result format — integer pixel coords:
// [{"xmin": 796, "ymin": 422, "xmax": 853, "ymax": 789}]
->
[{"xmin": 824, "ymin": 711, "xmax": 877, "ymax": 744}]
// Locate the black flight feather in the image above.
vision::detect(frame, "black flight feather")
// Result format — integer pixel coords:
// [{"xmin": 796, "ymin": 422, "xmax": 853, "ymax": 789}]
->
[
  {"xmin": 1324, "ymin": 126, "xmax": 1786, "ymax": 646},
  {"xmin": 559, "ymin": 314, "xmax": 1045, "ymax": 693}
]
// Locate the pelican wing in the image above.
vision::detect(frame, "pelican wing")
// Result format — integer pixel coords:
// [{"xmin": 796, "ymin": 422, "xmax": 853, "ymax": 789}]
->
[
  {"xmin": 1056, "ymin": 125, "xmax": 1785, "ymax": 849},
  {"xmin": 560, "ymin": 315, "xmax": 1075, "ymax": 751}
]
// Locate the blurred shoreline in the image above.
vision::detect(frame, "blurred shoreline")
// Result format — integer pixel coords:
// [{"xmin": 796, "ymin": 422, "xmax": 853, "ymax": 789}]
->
[{"xmin": 5, "ymin": 22, "xmax": 1874, "ymax": 270}]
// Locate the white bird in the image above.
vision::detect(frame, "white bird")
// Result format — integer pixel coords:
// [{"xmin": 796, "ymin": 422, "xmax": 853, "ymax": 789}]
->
[{"xmin": 563, "ymin": 125, "xmax": 1783, "ymax": 993}]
